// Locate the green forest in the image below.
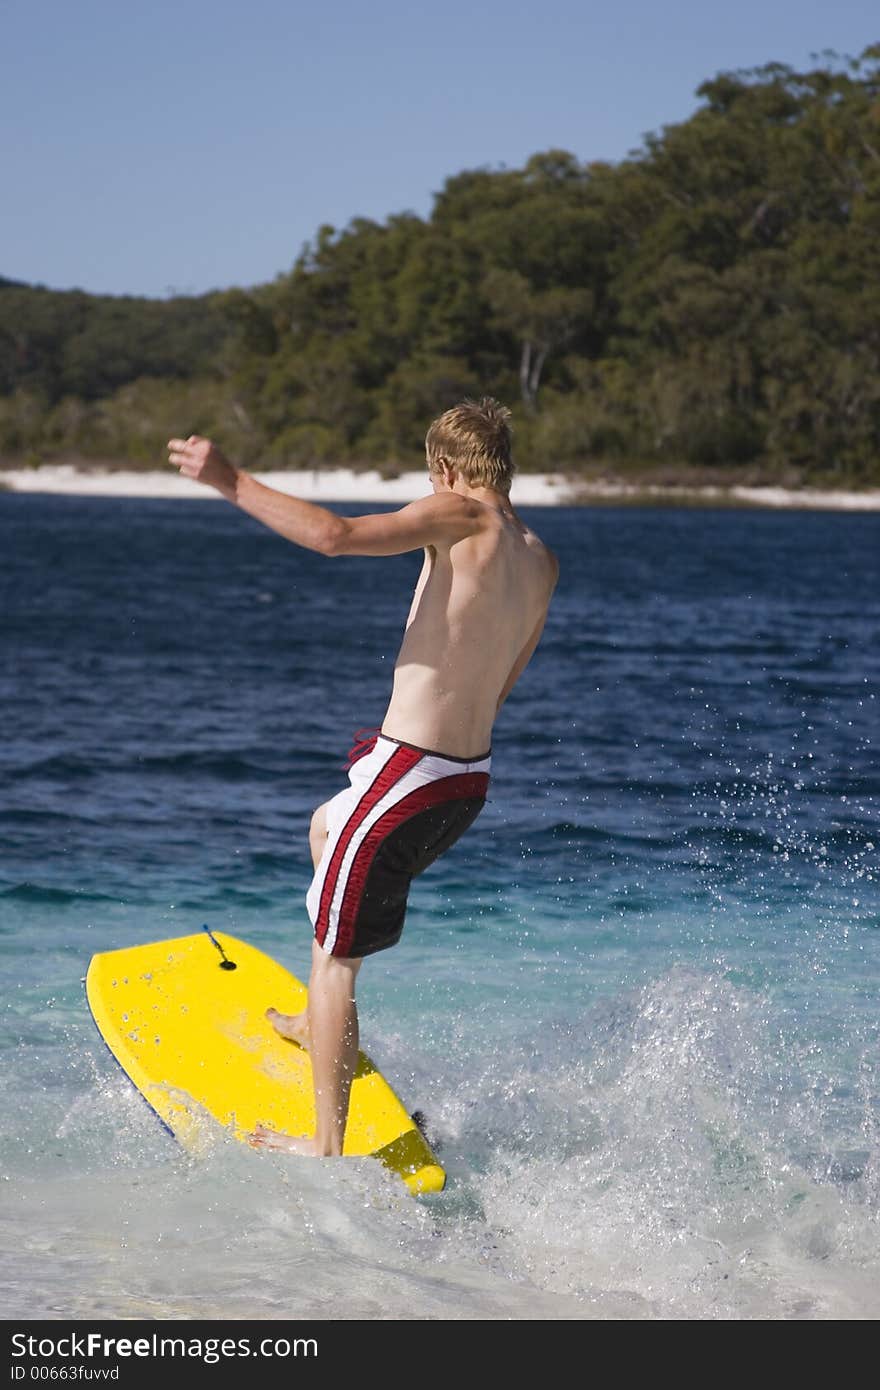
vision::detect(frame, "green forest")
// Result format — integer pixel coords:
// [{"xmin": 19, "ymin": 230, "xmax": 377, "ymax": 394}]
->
[{"xmin": 2, "ymin": 46, "xmax": 879, "ymax": 486}]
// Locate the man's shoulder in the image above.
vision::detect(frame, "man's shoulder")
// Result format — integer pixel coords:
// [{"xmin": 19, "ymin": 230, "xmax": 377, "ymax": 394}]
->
[
  {"xmin": 400, "ymin": 491, "xmax": 487, "ymax": 530},
  {"xmin": 520, "ymin": 526, "xmax": 560, "ymax": 583}
]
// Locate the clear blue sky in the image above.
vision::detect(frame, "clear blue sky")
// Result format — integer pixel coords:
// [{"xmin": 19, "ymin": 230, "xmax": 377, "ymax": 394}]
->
[{"xmin": 3, "ymin": 0, "xmax": 877, "ymax": 299}]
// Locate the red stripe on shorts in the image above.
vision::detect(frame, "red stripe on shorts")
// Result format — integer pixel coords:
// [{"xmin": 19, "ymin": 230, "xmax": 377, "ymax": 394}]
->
[
  {"xmin": 332, "ymin": 771, "xmax": 490, "ymax": 957},
  {"xmin": 314, "ymin": 744, "xmax": 423, "ymax": 948}
]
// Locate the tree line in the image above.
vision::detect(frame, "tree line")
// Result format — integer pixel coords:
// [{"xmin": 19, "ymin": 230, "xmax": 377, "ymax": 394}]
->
[{"xmin": 2, "ymin": 46, "xmax": 878, "ymax": 485}]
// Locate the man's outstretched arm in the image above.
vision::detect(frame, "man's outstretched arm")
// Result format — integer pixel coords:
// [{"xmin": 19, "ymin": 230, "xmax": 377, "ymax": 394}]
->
[{"xmin": 167, "ymin": 435, "xmax": 482, "ymax": 556}]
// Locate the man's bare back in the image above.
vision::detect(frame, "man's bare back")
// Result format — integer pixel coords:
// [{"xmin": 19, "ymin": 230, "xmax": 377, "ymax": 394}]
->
[{"xmin": 383, "ymin": 498, "xmax": 557, "ymax": 758}]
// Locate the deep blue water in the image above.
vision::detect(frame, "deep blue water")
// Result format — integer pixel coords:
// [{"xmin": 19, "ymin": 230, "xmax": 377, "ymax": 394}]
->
[{"xmin": 1, "ymin": 493, "xmax": 879, "ymax": 1320}]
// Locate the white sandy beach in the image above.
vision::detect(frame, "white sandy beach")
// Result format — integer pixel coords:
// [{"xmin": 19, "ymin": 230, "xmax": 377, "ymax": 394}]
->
[
  {"xmin": 1, "ymin": 464, "xmax": 575, "ymax": 505},
  {"xmin": 3, "ymin": 463, "xmax": 880, "ymax": 510}
]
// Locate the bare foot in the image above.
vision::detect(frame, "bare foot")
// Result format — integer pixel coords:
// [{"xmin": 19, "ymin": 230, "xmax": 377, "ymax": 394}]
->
[
  {"xmin": 247, "ymin": 1123, "xmax": 318, "ymax": 1156},
  {"xmin": 266, "ymin": 1006, "xmax": 310, "ymax": 1048}
]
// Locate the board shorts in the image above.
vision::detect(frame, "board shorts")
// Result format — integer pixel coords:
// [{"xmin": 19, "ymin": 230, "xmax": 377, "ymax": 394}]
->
[{"xmin": 306, "ymin": 731, "xmax": 491, "ymax": 959}]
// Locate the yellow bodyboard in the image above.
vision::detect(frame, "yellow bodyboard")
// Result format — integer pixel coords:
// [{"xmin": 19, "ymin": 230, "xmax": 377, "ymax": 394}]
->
[{"xmin": 85, "ymin": 929, "xmax": 445, "ymax": 1196}]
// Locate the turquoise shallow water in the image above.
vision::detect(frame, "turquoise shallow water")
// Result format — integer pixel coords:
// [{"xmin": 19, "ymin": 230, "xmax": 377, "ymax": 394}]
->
[{"xmin": 1, "ymin": 494, "xmax": 879, "ymax": 1320}]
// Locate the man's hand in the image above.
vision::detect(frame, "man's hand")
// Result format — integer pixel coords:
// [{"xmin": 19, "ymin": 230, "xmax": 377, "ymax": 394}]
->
[{"xmin": 167, "ymin": 435, "xmax": 238, "ymax": 497}]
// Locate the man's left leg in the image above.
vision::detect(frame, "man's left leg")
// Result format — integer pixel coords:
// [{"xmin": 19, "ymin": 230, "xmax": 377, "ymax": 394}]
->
[
  {"xmin": 249, "ymin": 798, "xmax": 364, "ymax": 1157},
  {"xmin": 249, "ymin": 939, "xmax": 362, "ymax": 1157}
]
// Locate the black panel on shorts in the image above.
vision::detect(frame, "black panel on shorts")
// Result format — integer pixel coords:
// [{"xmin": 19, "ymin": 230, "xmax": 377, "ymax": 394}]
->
[{"xmin": 347, "ymin": 796, "xmax": 486, "ymax": 957}]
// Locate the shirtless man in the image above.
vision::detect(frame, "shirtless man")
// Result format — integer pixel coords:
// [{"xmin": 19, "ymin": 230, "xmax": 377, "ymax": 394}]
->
[{"xmin": 166, "ymin": 398, "xmax": 558, "ymax": 1158}]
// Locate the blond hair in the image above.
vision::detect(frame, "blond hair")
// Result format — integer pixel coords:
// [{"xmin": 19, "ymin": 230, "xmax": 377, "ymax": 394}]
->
[{"xmin": 425, "ymin": 397, "xmax": 515, "ymax": 492}]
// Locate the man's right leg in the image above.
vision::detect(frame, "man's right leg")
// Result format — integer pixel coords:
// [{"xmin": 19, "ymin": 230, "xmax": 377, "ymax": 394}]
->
[
  {"xmin": 303, "ymin": 938, "xmax": 362, "ymax": 1156},
  {"xmin": 259, "ymin": 798, "xmax": 364, "ymax": 1157}
]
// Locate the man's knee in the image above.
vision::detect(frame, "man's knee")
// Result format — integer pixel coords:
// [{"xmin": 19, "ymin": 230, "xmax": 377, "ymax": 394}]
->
[
  {"xmin": 310, "ymin": 937, "xmax": 363, "ymax": 986},
  {"xmin": 309, "ymin": 802, "xmax": 330, "ymax": 869},
  {"xmin": 310, "ymin": 802, "xmax": 329, "ymax": 841}
]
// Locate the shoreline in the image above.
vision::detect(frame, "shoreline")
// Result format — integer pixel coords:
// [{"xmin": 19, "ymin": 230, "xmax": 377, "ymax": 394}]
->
[{"xmin": 3, "ymin": 463, "xmax": 880, "ymax": 510}]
